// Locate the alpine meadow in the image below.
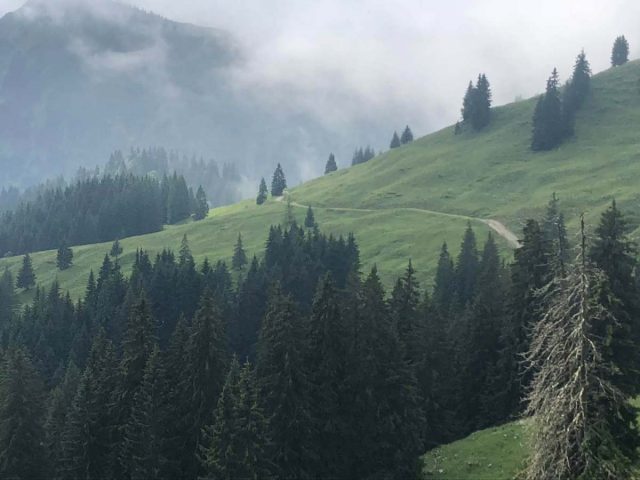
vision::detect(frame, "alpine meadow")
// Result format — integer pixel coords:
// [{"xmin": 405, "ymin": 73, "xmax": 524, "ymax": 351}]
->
[{"xmin": 1, "ymin": 1, "xmax": 640, "ymax": 480}]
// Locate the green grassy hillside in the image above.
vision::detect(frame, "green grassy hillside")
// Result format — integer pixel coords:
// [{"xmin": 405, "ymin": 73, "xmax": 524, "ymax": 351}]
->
[
  {"xmin": 421, "ymin": 421, "xmax": 528, "ymax": 480},
  {"xmin": 2, "ymin": 59, "xmax": 640, "ymax": 301}
]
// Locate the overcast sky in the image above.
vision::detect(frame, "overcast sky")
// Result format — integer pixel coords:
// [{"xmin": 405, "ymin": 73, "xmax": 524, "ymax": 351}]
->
[{"xmin": 2, "ymin": 0, "xmax": 640, "ymax": 137}]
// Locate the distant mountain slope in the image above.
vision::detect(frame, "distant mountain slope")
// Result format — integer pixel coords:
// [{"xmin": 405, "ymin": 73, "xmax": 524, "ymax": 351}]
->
[
  {"xmin": 0, "ymin": 0, "xmax": 354, "ymax": 188},
  {"xmin": 3, "ymin": 57, "xmax": 640, "ymax": 304}
]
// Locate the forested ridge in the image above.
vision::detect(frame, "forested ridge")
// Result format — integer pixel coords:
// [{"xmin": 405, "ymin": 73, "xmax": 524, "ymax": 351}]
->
[
  {"xmin": 1, "ymin": 192, "xmax": 639, "ymax": 479},
  {"xmin": 0, "ymin": 172, "xmax": 209, "ymax": 258}
]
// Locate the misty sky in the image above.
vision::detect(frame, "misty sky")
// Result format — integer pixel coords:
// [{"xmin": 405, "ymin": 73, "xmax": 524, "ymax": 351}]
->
[{"xmin": 2, "ymin": 0, "xmax": 639, "ymax": 138}]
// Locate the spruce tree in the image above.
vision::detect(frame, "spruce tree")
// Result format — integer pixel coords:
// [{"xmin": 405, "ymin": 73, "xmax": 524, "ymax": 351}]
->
[
  {"xmin": 201, "ymin": 358, "xmax": 272, "ymax": 480},
  {"xmin": 0, "ymin": 269, "xmax": 16, "ymax": 328},
  {"xmin": 123, "ymin": 345, "xmax": 167, "ymax": 480},
  {"xmin": 193, "ymin": 185, "xmax": 209, "ymax": 221},
  {"xmin": 0, "ymin": 348, "xmax": 47, "ymax": 480},
  {"xmin": 256, "ymin": 178, "xmax": 268, "ymax": 205},
  {"xmin": 400, "ymin": 125, "xmax": 414, "ymax": 144},
  {"xmin": 531, "ymin": 68, "xmax": 566, "ymax": 151},
  {"xmin": 256, "ymin": 284, "xmax": 313, "ymax": 479},
  {"xmin": 432, "ymin": 242, "xmax": 455, "ymax": 314},
  {"xmin": 525, "ymin": 221, "xmax": 637, "ymax": 479},
  {"xmin": 183, "ymin": 291, "xmax": 228, "ymax": 479},
  {"xmin": 16, "ymin": 253, "xmax": 36, "ymax": 290},
  {"xmin": 232, "ymin": 234, "xmax": 248, "ymax": 271},
  {"xmin": 304, "ymin": 206, "xmax": 316, "ymax": 229},
  {"xmin": 56, "ymin": 243, "xmax": 74, "ymax": 271},
  {"xmin": 305, "ymin": 275, "xmax": 349, "ymax": 477},
  {"xmin": 270, "ymin": 164, "xmax": 287, "ymax": 197},
  {"xmin": 110, "ymin": 239, "xmax": 123, "ymax": 259},
  {"xmin": 461, "ymin": 81, "xmax": 474, "ymax": 122},
  {"xmin": 60, "ymin": 332, "xmax": 119, "ymax": 480},
  {"xmin": 454, "ymin": 223, "xmax": 479, "ymax": 307},
  {"xmin": 564, "ymin": 50, "xmax": 591, "ymax": 122},
  {"xmin": 542, "ymin": 192, "xmax": 570, "ymax": 274},
  {"xmin": 589, "ymin": 200, "xmax": 640, "ymax": 397},
  {"xmin": 471, "ymin": 74, "xmax": 492, "ymax": 130},
  {"xmin": 611, "ymin": 35, "xmax": 630, "ymax": 67},
  {"xmin": 324, "ymin": 153, "xmax": 337, "ymax": 174},
  {"xmin": 389, "ymin": 131, "xmax": 401, "ymax": 149}
]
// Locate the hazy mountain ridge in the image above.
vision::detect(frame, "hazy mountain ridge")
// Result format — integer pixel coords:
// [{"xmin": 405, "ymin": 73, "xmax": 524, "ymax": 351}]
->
[{"xmin": 0, "ymin": 0, "xmax": 351, "ymax": 190}]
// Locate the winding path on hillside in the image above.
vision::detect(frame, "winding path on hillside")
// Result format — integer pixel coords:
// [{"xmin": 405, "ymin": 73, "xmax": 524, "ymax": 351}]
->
[{"xmin": 277, "ymin": 196, "xmax": 521, "ymax": 249}]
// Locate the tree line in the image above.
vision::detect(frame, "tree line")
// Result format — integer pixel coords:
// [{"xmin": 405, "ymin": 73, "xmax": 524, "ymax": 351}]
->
[
  {"xmin": 0, "ymin": 173, "xmax": 209, "ymax": 258},
  {"xmin": 2, "ymin": 192, "xmax": 638, "ymax": 478}
]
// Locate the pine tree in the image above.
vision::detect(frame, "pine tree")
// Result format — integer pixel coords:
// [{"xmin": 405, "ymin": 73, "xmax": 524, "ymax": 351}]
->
[
  {"xmin": 283, "ymin": 196, "xmax": 295, "ymax": 227},
  {"xmin": 60, "ymin": 331, "xmax": 119, "ymax": 480},
  {"xmin": 304, "ymin": 206, "xmax": 316, "ymax": 229},
  {"xmin": 123, "ymin": 345, "xmax": 167, "ymax": 480},
  {"xmin": 256, "ymin": 284, "xmax": 313, "ymax": 479},
  {"xmin": 16, "ymin": 253, "xmax": 36, "ymax": 290},
  {"xmin": 183, "ymin": 291, "xmax": 228, "ymax": 479},
  {"xmin": 347, "ymin": 267, "xmax": 425, "ymax": 479},
  {"xmin": 611, "ymin": 35, "xmax": 630, "ymax": 67},
  {"xmin": 305, "ymin": 275, "xmax": 349, "ymax": 477},
  {"xmin": 256, "ymin": 178, "xmax": 268, "ymax": 205},
  {"xmin": 110, "ymin": 239, "xmax": 123, "ymax": 259},
  {"xmin": 0, "ymin": 348, "xmax": 47, "ymax": 480},
  {"xmin": 525, "ymin": 220, "xmax": 637, "ymax": 479},
  {"xmin": 232, "ymin": 234, "xmax": 248, "ymax": 271},
  {"xmin": 589, "ymin": 200, "xmax": 640, "ymax": 397},
  {"xmin": 531, "ymin": 68, "xmax": 566, "ymax": 151},
  {"xmin": 201, "ymin": 358, "xmax": 272, "ymax": 480},
  {"xmin": 270, "ymin": 164, "xmax": 287, "ymax": 197},
  {"xmin": 389, "ymin": 131, "xmax": 401, "ymax": 149},
  {"xmin": 324, "ymin": 153, "xmax": 338, "ymax": 174},
  {"xmin": 0, "ymin": 269, "xmax": 16, "ymax": 328},
  {"xmin": 564, "ymin": 50, "xmax": 591, "ymax": 122},
  {"xmin": 454, "ymin": 223, "xmax": 479, "ymax": 307},
  {"xmin": 432, "ymin": 242, "xmax": 455, "ymax": 314},
  {"xmin": 461, "ymin": 81, "xmax": 474, "ymax": 122},
  {"xmin": 56, "ymin": 243, "xmax": 74, "ymax": 271},
  {"xmin": 542, "ymin": 192, "xmax": 570, "ymax": 274},
  {"xmin": 471, "ymin": 74, "xmax": 492, "ymax": 130},
  {"xmin": 400, "ymin": 125, "xmax": 414, "ymax": 144},
  {"xmin": 45, "ymin": 361, "xmax": 81, "ymax": 476},
  {"xmin": 193, "ymin": 185, "xmax": 209, "ymax": 221}
]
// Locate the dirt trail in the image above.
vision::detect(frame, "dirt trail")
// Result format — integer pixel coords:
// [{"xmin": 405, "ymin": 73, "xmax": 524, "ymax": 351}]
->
[{"xmin": 276, "ymin": 195, "xmax": 521, "ymax": 249}]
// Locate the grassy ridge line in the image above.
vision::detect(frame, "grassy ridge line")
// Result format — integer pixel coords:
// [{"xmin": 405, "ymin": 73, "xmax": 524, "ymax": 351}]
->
[{"xmin": 0, "ymin": 199, "xmax": 501, "ymax": 303}]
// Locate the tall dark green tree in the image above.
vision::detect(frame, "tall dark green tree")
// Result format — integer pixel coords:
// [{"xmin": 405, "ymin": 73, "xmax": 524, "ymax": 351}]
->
[
  {"xmin": 304, "ymin": 206, "xmax": 316, "ymax": 229},
  {"xmin": 542, "ymin": 192, "xmax": 569, "ymax": 274},
  {"xmin": 256, "ymin": 178, "xmax": 268, "ymax": 205},
  {"xmin": 59, "ymin": 331, "xmax": 119, "ymax": 480},
  {"xmin": 201, "ymin": 358, "xmax": 272, "ymax": 480},
  {"xmin": 123, "ymin": 345, "xmax": 167, "ymax": 480},
  {"xmin": 564, "ymin": 50, "xmax": 591, "ymax": 121},
  {"xmin": 400, "ymin": 125, "xmax": 414, "ymax": 144},
  {"xmin": 461, "ymin": 81, "xmax": 474, "ymax": 122},
  {"xmin": 324, "ymin": 153, "xmax": 337, "ymax": 174},
  {"xmin": 589, "ymin": 200, "xmax": 640, "ymax": 397},
  {"xmin": 347, "ymin": 267, "xmax": 425, "ymax": 479},
  {"xmin": 454, "ymin": 223, "xmax": 479, "ymax": 307},
  {"xmin": 256, "ymin": 285, "xmax": 313, "ymax": 480},
  {"xmin": 182, "ymin": 291, "xmax": 228, "ymax": 479},
  {"xmin": 389, "ymin": 131, "xmax": 401, "ymax": 148},
  {"xmin": 0, "ymin": 269, "xmax": 16, "ymax": 330},
  {"xmin": 16, "ymin": 253, "xmax": 36, "ymax": 290},
  {"xmin": 270, "ymin": 164, "xmax": 287, "ymax": 197},
  {"xmin": 232, "ymin": 234, "xmax": 248, "ymax": 271},
  {"xmin": 531, "ymin": 68, "xmax": 566, "ymax": 151},
  {"xmin": 611, "ymin": 35, "xmax": 630, "ymax": 66},
  {"xmin": 0, "ymin": 348, "xmax": 47, "ymax": 480},
  {"xmin": 432, "ymin": 242, "xmax": 455, "ymax": 314},
  {"xmin": 305, "ymin": 275, "xmax": 349, "ymax": 478},
  {"xmin": 110, "ymin": 239, "xmax": 123, "ymax": 259},
  {"xmin": 193, "ymin": 185, "xmax": 209, "ymax": 221},
  {"xmin": 471, "ymin": 74, "xmax": 492, "ymax": 130},
  {"xmin": 56, "ymin": 243, "xmax": 74, "ymax": 271}
]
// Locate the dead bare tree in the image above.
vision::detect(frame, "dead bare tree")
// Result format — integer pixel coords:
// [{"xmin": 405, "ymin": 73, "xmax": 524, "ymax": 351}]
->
[{"xmin": 524, "ymin": 218, "xmax": 634, "ymax": 480}]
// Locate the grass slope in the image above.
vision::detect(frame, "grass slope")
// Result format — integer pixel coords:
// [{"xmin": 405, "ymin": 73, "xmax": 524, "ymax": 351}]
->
[
  {"xmin": 0, "ymin": 200, "xmax": 498, "ymax": 303},
  {"xmin": 2, "ymin": 59, "xmax": 640, "ymax": 301},
  {"xmin": 421, "ymin": 421, "xmax": 528, "ymax": 480}
]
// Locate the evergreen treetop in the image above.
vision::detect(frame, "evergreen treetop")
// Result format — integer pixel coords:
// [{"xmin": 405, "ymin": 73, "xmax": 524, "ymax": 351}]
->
[
  {"xmin": 256, "ymin": 178, "xmax": 268, "ymax": 205},
  {"xmin": 232, "ymin": 234, "xmax": 248, "ymax": 271},
  {"xmin": 271, "ymin": 164, "xmax": 287, "ymax": 197},
  {"xmin": 304, "ymin": 206, "xmax": 316, "ymax": 229},
  {"xmin": 16, "ymin": 253, "xmax": 36, "ymax": 290},
  {"xmin": 56, "ymin": 243, "xmax": 74, "ymax": 271},
  {"xmin": 611, "ymin": 35, "xmax": 630, "ymax": 67},
  {"xmin": 389, "ymin": 131, "xmax": 401, "ymax": 149},
  {"xmin": 324, "ymin": 153, "xmax": 338, "ymax": 174},
  {"xmin": 400, "ymin": 125, "xmax": 414, "ymax": 144}
]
